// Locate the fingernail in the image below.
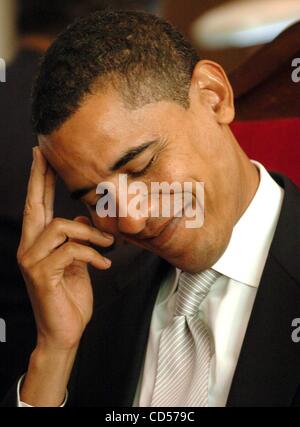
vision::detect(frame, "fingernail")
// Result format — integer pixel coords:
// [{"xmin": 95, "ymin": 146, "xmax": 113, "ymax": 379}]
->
[
  {"xmin": 102, "ymin": 232, "xmax": 114, "ymax": 241},
  {"xmin": 104, "ymin": 257, "xmax": 112, "ymax": 267}
]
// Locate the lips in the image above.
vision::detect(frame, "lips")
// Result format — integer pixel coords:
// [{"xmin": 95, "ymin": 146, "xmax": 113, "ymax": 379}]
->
[
  {"xmin": 120, "ymin": 216, "xmax": 179, "ymax": 251},
  {"xmin": 143, "ymin": 216, "xmax": 183, "ymax": 249}
]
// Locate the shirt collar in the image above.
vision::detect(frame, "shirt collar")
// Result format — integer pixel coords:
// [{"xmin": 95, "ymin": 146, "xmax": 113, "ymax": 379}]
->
[
  {"xmin": 212, "ymin": 161, "xmax": 284, "ymax": 287},
  {"xmin": 157, "ymin": 161, "xmax": 285, "ymax": 307}
]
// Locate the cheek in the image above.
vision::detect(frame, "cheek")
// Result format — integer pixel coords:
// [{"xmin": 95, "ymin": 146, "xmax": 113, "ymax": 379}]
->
[{"xmin": 153, "ymin": 148, "xmax": 192, "ymax": 183}]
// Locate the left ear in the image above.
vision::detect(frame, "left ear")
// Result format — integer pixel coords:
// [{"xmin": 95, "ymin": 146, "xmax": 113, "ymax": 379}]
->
[{"xmin": 189, "ymin": 60, "xmax": 235, "ymax": 124}]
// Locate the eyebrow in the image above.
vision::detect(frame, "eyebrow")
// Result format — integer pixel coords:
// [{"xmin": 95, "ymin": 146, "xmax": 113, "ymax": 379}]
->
[
  {"xmin": 70, "ymin": 139, "xmax": 158, "ymax": 201},
  {"xmin": 109, "ymin": 140, "xmax": 157, "ymax": 172}
]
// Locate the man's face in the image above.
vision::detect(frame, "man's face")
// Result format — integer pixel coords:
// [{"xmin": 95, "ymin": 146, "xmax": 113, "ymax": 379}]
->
[{"xmin": 39, "ymin": 72, "xmax": 239, "ymax": 272}]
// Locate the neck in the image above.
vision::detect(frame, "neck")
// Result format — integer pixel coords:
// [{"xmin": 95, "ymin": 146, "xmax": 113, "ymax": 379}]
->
[
  {"xmin": 232, "ymin": 131, "xmax": 260, "ymax": 223},
  {"xmin": 19, "ymin": 34, "xmax": 54, "ymax": 53}
]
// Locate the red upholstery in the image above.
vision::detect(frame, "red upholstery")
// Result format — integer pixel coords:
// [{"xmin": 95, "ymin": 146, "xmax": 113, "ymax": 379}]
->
[{"xmin": 231, "ymin": 118, "xmax": 300, "ymax": 188}]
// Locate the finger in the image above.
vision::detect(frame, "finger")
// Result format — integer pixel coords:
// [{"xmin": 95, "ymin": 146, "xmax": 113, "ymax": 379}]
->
[
  {"xmin": 23, "ymin": 218, "xmax": 114, "ymax": 266},
  {"xmin": 67, "ymin": 217, "xmax": 93, "ymax": 271},
  {"xmin": 69, "ymin": 216, "xmax": 92, "ymax": 245},
  {"xmin": 19, "ymin": 147, "xmax": 48, "ymax": 254},
  {"xmin": 44, "ymin": 163, "xmax": 57, "ymax": 226},
  {"xmin": 73, "ymin": 216, "xmax": 92, "ymax": 228},
  {"xmin": 36, "ymin": 241, "xmax": 112, "ymax": 282}
]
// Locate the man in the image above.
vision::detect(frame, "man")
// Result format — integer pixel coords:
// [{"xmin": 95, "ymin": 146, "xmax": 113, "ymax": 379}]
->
[
  {"xmin": 0, "ymin": 1, "xmax": 156, "ymax": 402},
  {"xmin": 2, "ymin": 10, "xmax": 300, "ymax": 407}
]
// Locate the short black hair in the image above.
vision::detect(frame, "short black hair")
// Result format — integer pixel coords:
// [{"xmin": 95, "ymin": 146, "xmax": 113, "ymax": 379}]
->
[{"xmin": 32, "ymin": 10, "xmax": 200, "ymax": 135}]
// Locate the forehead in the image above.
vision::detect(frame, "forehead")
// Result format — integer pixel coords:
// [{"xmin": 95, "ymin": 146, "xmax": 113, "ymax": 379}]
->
[{"xmin": 39, "ymin": 89, "xmax": 181, "ymax": 191}]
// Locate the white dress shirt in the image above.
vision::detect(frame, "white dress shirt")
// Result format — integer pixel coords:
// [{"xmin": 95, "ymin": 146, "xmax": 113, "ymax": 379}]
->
[
  {"xmin": 133, "ymin": 161, "xmax": 284, "ymax": 407},
  {"xmin": 19, "ymin": 161, "xmax": 284, "ymax": 407}
]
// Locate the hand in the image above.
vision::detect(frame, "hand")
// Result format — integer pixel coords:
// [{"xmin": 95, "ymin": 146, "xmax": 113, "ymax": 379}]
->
[
  {"xmin": 17, "ymin": 147, "xmax": 114, "ymax": 352},
  {"xmin": 17, "ymin": 147, "xmax": 114, "ymax": 406}
]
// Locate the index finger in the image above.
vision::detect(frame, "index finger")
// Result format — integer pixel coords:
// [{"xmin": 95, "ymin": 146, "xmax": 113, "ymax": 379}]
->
[{"xmin": 19, "ymin": 147, "xmax": 52, "ymax": 254}]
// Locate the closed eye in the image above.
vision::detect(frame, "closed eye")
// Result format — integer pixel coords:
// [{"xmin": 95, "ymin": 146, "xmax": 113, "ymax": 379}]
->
[
  {"xmin": 129, "ymin": 155, "xmax": 157, "ymax": 178},
  {"xmin": 86, "ymin": 155, "xmax": 157, "ymax": 210}
]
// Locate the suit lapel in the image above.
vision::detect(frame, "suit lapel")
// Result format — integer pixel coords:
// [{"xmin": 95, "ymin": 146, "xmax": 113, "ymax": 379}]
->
[
  {"xmin": 227, "ymin": 174, "xmax": 300, "ymax": 406},
  {"xmin": 227, "ymin": 255, "xmax": 300, "ymax": 406}
]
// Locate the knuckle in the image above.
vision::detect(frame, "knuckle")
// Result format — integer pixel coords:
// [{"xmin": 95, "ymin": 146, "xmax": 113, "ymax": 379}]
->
[
  {"xmin": 50, "ymin": 217, "xmax": 66, "ymax": 232},
  {"xmin": 18, "ymin": 252, "xmax": 31, "ymax": 270},
  {"xmin": 23, "ymin": 202, "xmax": 34, "ymax": 217},
  {"xmin": 64, "ymin": 241, "xmax": 78, "ymax": 255}
]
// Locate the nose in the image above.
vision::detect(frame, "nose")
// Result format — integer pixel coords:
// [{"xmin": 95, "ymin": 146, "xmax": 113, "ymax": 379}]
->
[
  {"xmin": 94, "ymin": 177, "xmax": 153, "ymax": 236},
  {"xmin": 117, "ymin": 191, "xmax": 148, "ymax": 234},
  {"xmin": 90, "ymin": 208, "xmax": 147, "ymax": 235}
]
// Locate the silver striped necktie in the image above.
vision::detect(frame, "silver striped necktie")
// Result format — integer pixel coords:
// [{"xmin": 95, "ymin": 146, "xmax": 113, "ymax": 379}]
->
[{"xmin": 151, "ymin": 268, "xmax": 221, "ymax": 407}]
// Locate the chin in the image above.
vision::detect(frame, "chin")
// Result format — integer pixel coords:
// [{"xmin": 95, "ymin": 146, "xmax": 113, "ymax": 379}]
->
[
  {"xmin": 162, "ymin": 230, "xmax": 229, "ymax": 273},
  {"xmin": 165, "ymin": 253, "xmax": 212, "ymax": 274}
]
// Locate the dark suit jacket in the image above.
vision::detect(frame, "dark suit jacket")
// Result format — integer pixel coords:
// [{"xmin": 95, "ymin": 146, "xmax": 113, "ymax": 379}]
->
[{"xmin": 1, "ymin": 172, "xmax": 300, "ymax": 407}]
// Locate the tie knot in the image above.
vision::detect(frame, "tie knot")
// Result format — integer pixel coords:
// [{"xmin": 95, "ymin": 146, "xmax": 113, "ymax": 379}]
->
[{"xmin": 175, "ymin": 268, "xmax": 221, "ymax": 317}]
